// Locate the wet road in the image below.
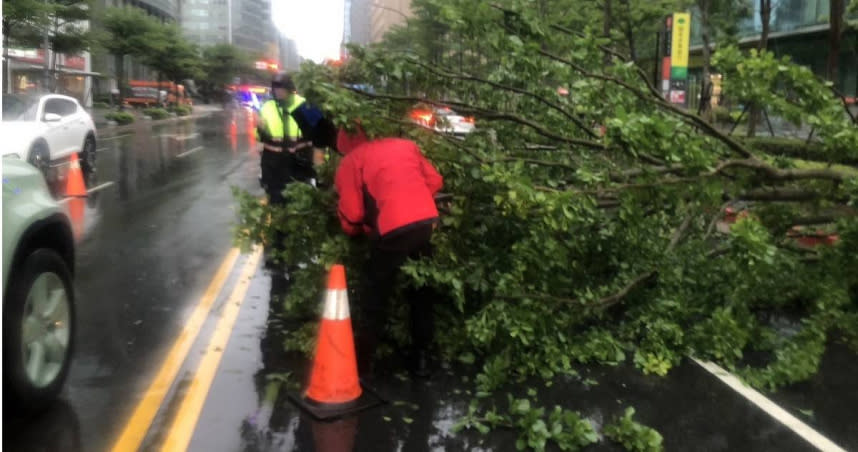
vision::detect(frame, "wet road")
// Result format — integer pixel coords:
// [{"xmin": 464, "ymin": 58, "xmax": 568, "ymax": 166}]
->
[
  {"xmin": 4, "ymin": 109, "xmax": 264, "ymax": 452},
  {"xmin": 3, "ymin": 109, "xmax": 857, "ymax": 452}
]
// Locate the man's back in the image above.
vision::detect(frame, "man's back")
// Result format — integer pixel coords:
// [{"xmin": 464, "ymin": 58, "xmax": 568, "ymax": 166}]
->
[{"xmin": 337, "ymin": 137, "xmax": 442, "ymax": 236}]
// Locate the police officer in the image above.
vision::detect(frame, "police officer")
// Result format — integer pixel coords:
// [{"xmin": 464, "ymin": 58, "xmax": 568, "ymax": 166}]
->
[{"xmin": 256, "ymin": 72, "xmax": 316, "ymax": 205}]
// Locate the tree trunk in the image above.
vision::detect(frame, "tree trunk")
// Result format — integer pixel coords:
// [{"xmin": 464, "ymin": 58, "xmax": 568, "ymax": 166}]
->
[
  {"xmin": 749, "ymin": 0, "xmax": 772, "ymax": 137},
  {"xmin": 603, "ymin": 0, "xmax": 613, "ymax": 67},
  {"xmin": 115, "ymin": 54, "xmax": 125, "ymax": 110},
  {"xmin": 620, "ymin": 0, "xmax": 637, "ymax": 61},
  {"xmin": 827, "ymin": 0, "xmax": 844, "ymax": 84},
  {"xmin": 758, "ymin": 0, "xmax": 771, "ymax": 51},
  {"xmin": 699, "ymin": 0, "xmax": 713, "ymax": 119}
]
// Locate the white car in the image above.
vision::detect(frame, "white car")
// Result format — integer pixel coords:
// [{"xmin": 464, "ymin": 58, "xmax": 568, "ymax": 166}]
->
[{"xmin": 1, "ymin": 94, "xmax": 97, "ymax": 177}]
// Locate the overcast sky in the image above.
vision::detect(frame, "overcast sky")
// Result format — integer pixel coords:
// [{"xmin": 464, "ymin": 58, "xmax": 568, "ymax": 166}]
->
[{"xmin": 272, "ymin": 0, "xmax": 345, "ymax": 63}]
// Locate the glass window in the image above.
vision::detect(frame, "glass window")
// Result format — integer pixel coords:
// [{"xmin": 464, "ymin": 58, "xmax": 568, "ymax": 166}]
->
[
  {"xmin": 1, "ymin": 95, "xmax": 40, "ymax": 121},
  {"xmin": 43, "ymin": 98, "xmax": 77, "ymax": 117}
]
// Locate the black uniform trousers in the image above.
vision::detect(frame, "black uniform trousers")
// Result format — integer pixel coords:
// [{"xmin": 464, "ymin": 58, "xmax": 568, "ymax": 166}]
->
[
  {"xmin": 260, "ymin": 148, "xmax": 316, "ymax": 205},
  {"xmin": 358, "ymin": 221, "xmax": 436, "ymax": 364}
]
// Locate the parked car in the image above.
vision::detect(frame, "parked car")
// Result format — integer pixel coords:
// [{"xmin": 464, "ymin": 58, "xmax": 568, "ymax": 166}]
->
[
  {"xmin": 1, "ymin": 94, "xmax": 97, "ymax": 178},
  {"xmin": 409, "ymin": 104, "xmax": 475, "ymax": 137},
  {"xmin": 2, "ymin": 159, "xmax": 76, "ymax": 410}
]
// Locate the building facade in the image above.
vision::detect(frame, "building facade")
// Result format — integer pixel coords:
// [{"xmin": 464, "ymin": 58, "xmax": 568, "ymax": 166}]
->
[
  {"xmin": 348, "ymin": 0, "xmax": 373, "ymax": 45},
  {"xmin": 180, "ymin": 0, "xmax": 277, "ymax": 58},
  {"xmin": 279, "ymin": 36, "xmax": 304, "ymax": 72},
  {"xmin": 369, "ymin": 0, "xmax": 412, "ymax": 43},
  {"xmin": 686, "ymin": 0, "xmax": 857, "ymax": 99}
]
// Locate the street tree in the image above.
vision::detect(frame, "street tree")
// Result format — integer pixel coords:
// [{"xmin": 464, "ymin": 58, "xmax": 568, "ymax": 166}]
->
[
  {"xmin": 236, "ymin": 0, "xmax": 858, "ymax": 448},
  {"xmin": 2, "ymin": 0, "xmax": 93, "ymax": 93},
  {"xmin": 145, "ymin": 23, "xmax": 203, "ymax": 97},
  {"xmin": 46, "ymin": 0, "xmax": 93, "ymax": 91},
  {"xmin": 199, "ymin": 44, "xmax": 251, "ymax": 102},
  {"xmin": 694, "ymin": 0, "xmax": 751, "ymax": 118},
  {"xmin": 98, "ymin": 7, "xmax": 157, "ymax": 108},
  {"xmin": 2, "ymin": 0, "xmax": 51, "ymax": 92}
]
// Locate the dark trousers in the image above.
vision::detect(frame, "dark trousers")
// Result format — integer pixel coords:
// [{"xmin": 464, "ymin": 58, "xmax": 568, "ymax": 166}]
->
[
  {"xmin": 261, "ymin": 150, "xmax": 290, "ymax": 206},
  {"xmin": 359, "ymin": 222, "xmax": 436, "ymax": 356},
  {"xmin": 260, "ymin": 149, "xmax": 316, "ymax": 205}
]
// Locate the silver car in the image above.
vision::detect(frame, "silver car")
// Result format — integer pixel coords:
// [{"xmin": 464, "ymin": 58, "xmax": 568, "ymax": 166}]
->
[{"xmin": 3, "ymin": 158, "xmax": 76, "ymax": 410}]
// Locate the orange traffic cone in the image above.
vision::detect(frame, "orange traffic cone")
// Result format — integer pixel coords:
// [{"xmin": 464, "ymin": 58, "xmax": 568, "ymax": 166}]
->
[
  {"xmin": 65, "ymin": 152, "xmax": 87, "ymax": 197},
  {"xmin": 289, "ymin": 264, "xmax": 384, "ymax": 420},
  {"xmin": 305, "ymin": 264, "xmax": 362, "ymax": 404}
]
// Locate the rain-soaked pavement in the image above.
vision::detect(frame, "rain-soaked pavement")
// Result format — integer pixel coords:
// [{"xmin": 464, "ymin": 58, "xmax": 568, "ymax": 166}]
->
[{"xmin": 3, "ymin": 108, "xmax": 857, "ymax": 452}]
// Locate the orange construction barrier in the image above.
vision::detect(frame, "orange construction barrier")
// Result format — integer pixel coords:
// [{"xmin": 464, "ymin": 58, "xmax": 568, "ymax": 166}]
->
[
  {"xmin": 305, "ymin": 265, "xmax": 362, "ymax": 404},
  {"xmin": 65, "ymin": 152, "xmax": 87, "ymax": 197}
]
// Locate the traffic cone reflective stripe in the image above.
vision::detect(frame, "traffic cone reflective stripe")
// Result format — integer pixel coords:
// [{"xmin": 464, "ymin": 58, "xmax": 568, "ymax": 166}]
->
[
  {"xmin": 304, "ymin": 265, "xmax": 362, "ymax": 405},
  {"xmin": 65, "ymin": 152, "xmax": 87, "ymax": 197}
]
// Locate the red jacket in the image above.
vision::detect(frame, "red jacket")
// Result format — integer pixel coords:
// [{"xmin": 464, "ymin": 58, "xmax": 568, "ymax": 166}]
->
[{"xmin": 335, "ymin": 129, "xmax": 443, "ymax": 237}]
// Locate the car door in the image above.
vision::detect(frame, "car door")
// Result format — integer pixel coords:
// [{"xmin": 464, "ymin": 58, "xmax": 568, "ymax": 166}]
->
[
  {"xmin": 65, "ymin": 100, "xmax": 89, "ymax": 152},
  {"xmin": 40, "ymin": 98, "xmax": 79, "ymax": 159}
]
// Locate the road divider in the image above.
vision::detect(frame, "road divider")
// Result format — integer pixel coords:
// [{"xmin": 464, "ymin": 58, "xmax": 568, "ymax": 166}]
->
[
  {"xmin": 110, "ymin": 248, "xmax": 241, "ymax": 452},
  {"xmin": 160, "ymin": 246, "xmax": 262, "ymax": 452}
]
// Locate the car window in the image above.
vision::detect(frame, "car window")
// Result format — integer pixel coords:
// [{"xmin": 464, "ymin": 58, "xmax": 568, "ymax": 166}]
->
[
  {"xmin": 2, "ymin": 96, "xmax": 39, "ymax": 121},
  {"xmin": 43, "ymin": 99, "xmax": 78, "ymax": 118}
]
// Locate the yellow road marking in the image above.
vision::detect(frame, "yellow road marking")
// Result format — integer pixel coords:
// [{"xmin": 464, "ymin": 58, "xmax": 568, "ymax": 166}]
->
[
  {"xmin": 160, "ymin": 246, "xmax": 263, "ymax": 452},
  {"xmin": 110, "ymin": 248, "xmax": 241, "ymax": 452}
]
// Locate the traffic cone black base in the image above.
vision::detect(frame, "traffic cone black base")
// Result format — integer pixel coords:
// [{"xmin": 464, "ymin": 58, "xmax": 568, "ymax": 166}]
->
[{"xmin": 287, "ymin": 379, "xmax": 385, "ymax": 421}]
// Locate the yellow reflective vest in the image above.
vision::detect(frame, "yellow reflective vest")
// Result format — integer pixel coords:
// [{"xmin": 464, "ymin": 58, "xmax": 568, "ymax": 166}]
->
[{"xmin": 257, "ymin": 94, "xmax": 306, "ymax": 142}]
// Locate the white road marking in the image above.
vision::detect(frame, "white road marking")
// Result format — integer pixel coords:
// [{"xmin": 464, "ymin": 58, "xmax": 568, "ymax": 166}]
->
[
  {"xmin": 87, "ymin": 181, "xmax": 115, "ymax": 194},
  {"xmin": 57, "ymin": 181, "xmax": 115, "ymax": 204},
  {"xmin": 100, "ymin": 133, "xmax": 132, "ymax": 141},
  {"xmin": 177, "ymin": 146, "xmax": 204, "ymax": 158},
  {"xmin": 161, "ymin": 132, "xmax": 199, "ymax": 141},
  {"xmin": 691, "ymin": 358, "xmax": 847, "ymax": 452}
]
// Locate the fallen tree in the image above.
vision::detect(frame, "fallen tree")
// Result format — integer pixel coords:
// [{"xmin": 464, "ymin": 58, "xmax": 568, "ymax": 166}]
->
[{"xmin": 234, "ymin": 0, "xmax": 858, "ymax": 449}]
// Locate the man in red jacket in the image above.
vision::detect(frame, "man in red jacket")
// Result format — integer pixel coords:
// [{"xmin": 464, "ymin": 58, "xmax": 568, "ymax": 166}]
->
[{"xmin": 334, "ymin": 125, "xmax": 443, "ymax": 377}]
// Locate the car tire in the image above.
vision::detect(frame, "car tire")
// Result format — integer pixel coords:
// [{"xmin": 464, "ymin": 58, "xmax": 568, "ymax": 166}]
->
[
  {"xmin": 2, "ymin": 248, "xmax": 75, "ymax": 412},
  {"xmin": 27, "ymin": 141, "xmax": 51, "ymax": 177},
  {"xmin": 81, "ymin": 135, "xmax": 96, "ymax": 177}
]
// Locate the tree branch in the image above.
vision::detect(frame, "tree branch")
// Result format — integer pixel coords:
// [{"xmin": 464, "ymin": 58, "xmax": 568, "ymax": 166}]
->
[
  {"xmin": 535, "ymin": 49, "xmax": 756, "ymax": 159},
  {"xmin": 405, "ymin": 58, "xmax": 599, "ymax": 139},
  {"xmin": 344, "ymin": 86, "xmax": 605, "ymax": 149}
]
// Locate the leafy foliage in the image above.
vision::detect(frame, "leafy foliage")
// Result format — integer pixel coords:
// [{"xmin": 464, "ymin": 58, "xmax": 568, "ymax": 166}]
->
[
  {"xmin": 143, "ymin": 107, "xmax": 170, "ymax": 120},
  {"xmin": 105, "ymin": 111, "xmax": 135, "ymax": 125},
  {"xmin": 235, "ymin": 0, "xmax": 858, "ymax": 449},
  {"xmin": 603, "ymin": 408, "xmax": 664, "ymax": 452},
  {"xmin": 453, "ymin": 396, "xmax": 599, "ymax": 451},
  {"xmin": 144, "ymin": 24, "xmax": 203, "ymax": 88}
]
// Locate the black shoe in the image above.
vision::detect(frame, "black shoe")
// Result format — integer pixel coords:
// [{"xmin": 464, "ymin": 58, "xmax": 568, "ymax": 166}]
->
[{"xmin": 411, "ymin": 349, "xmax": 433, "ymax": 379}]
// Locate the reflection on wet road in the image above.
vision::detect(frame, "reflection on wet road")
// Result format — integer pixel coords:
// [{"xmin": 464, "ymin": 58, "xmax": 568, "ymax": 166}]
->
[{"xmin": 3, "ymin": 109, "xmax": 263, "ymax": 452}]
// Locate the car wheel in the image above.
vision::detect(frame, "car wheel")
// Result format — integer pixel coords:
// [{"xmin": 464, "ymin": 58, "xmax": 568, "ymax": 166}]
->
[
  {"xmin": 27, "ymin": 141, "xmax": 51, "ymax": 177},
  {"xmin": 3, "ymin": 248, "xmax": 75, "ymax": 411},
  {"xmin": 81, "ymin": 135, "xmax": 96, "ymax": 177}
]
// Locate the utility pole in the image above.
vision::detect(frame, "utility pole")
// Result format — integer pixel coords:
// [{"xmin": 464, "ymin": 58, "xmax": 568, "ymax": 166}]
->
[{"xmin": 43, "ymin": 0, "xmax": 52, "ymax": 92}]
